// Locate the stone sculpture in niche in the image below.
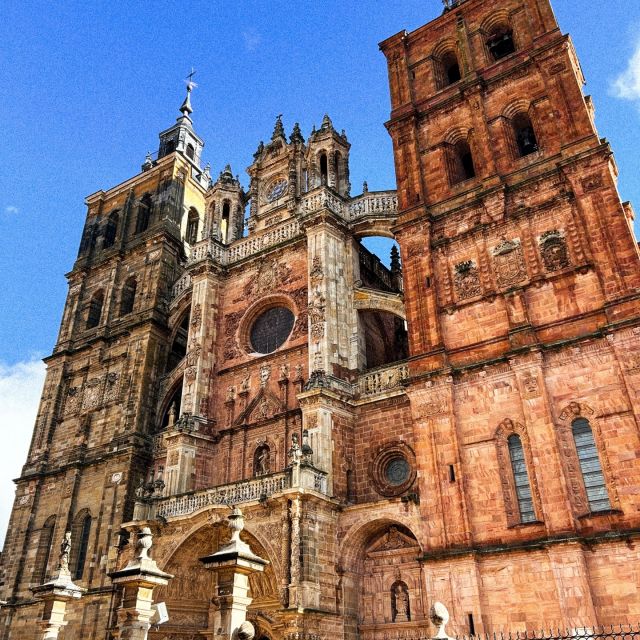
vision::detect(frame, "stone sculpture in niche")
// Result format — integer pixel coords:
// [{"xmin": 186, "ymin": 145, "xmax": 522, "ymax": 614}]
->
[
  {"xmin": 254, "ymin": 444, "xmax": 271, "ymax": 477},
  {"xmin": 540, "ymin": 231, "xmax": 570, "ymax": 272},
  {"xmin": 392, "ymin": 581, "xmax": 410, "ymax": 622},
  {"xmin": 453, "ymin": 260, "xmax": 481, "ymax": 301}
]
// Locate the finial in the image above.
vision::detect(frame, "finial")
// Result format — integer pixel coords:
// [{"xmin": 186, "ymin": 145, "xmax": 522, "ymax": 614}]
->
[
  {"xmin": 228, "ymin": 507, "xmax": 245, "ymax": 543},
  {"xmin": 363, "ymin": 180, "xmax": 369, "ymax": 193},
  {"xmin": 142, "ymin": 151, "xmax": 153, "ymax": 172},
  {"xmin": 254, "ymin": 140, "xmax": 265, "ymax": 160},
  {"xmin": 135, "ymin": 527, "xmax": 153, "ymax": 562},
  {"xmin": 179, "ymin": 69, "xmax": 197, "ymax": 119},
  {"xmin": 390, "ymin": 245, "xmax": 401, "ymax": 273},
  {"xmin": 430, "ymin": 602, "xmax": 453, "ymax": 640},
  {"xmin": 321, "ymin": 114, "xmax": 333, "ymax": 131},
  {"xmin": 290, "ymin": 122, "xmax": 305, "ymax": 144},
  {"xmin": 272, "ymin": 114, "xmax": 285, "ymax": 140}
]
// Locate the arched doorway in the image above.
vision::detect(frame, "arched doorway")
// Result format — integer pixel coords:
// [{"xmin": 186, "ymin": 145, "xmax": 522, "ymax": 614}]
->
[
  {"xmin": 151, "ymin": 522, "xmax": 282, "ymax": 639},
  {"xmin": 340, "ymin": 520, "xmax": 426, "ymax": 640}
]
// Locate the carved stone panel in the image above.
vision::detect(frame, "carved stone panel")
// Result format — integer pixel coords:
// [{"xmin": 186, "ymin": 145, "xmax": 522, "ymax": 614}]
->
[
  {"xmin": 453, "ymin": 260, "xmax": 481, "ymax": 301},
  {"xmin": 493, "ymin": 238, "xmax": 527, "ymax": 288},
  {"xmin": 540, "ymin": 231, "xmax": 570, "ymax": 272}
]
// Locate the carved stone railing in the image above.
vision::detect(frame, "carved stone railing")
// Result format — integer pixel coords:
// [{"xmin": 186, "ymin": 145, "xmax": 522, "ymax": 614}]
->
[
  {"xmin": 226, "ymin": 219, "xmax": 301, "ymax": 263},
  {"xmin": 300, "ymin": 187, "xmax": 345, "ymax": 216},
  {"xmin": 357, "ymin": 362, "xmax": 409, "ymax": 399},
  {"xmin": 156, "ymin": 472, "xmax": 291, "ymax": 519},
  {"xmin": 186, "ymin": 219, "xmax": 302, "ymax": 271},
  {"xmin": 171, "ymin": 272, "xmax": 192, "ymax": 301},
  {"xmin": 347, "ymin": 191, "xmax": 398, "ymax": 221}
]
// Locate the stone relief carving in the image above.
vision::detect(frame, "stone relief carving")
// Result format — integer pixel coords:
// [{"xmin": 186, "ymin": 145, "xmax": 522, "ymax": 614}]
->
[
  {"xmin": 308, "ymin": 295, "xmax": 326, "ymax": 343},
  {"xmin": 290, "ymin": 286, "xmax": 309, "ymax": 340},
  {"xmin": 309, "ymin": 255, "xmax": 324, "ymax": 286},
  {"xmin": 493, "ymin": 238, "xmax": 527, "ymax": 288},
  {"xmin": 222, "ymin": 310, "xmax": 244, "ymax": 362},
  {"xmin": 82, "ymin": 377, "xmax": 104, "ymax": 411},
  {"xmin": 190, "ymin": 302, "xmax": 202, "ymax": 329},
  {"xmin": 104, "ymin": 372, "xmax": 120, "ymax": 403},
  {"xmin": 245, "ymin": 258, "xmax": 292, "ymax": 297},
  {"xmin": 453, "ymin": 260, "xmax": 481, "ymax": 301},
  {"xmin": 260, "ymin": 365, "xmax": 271, "ymax": 387},
  {"xmin": 540, "ymin": 230, "xmax": 570, "ymax": 272},
  {"xmin": 64, "ymin": 385, "xmax": 81, "ymax": 415}
]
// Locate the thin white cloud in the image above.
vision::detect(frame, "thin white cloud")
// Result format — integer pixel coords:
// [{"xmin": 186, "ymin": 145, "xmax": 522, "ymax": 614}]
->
[
  {"xmin": 611, "ymin": 39, "xmax": 640, "ymax": 103},
  {"xmin": 0, "ymin": 358, "xmax": 46, "ymax": 547},
  {"xmin": 4, "ymin": 206, "xmax": 19, "ymax": 215},
  {"xmin": 243, "ymin": 29, "xmax": 262, "ymax": 53}
]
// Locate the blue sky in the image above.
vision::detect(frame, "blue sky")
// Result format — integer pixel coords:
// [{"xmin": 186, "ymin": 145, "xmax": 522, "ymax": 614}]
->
[{"xmin": 0, "ymin": 0, "xmax": 640, "ymax": 541}]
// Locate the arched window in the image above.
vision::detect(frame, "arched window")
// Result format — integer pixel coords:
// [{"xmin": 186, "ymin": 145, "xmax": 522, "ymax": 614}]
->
[
  {"xmin": 221, "ymin": 201, "xmax": 231, "ymax": 244},
  {"xmin": 507, "ymin": 434, "xmax": 536, "ymax": 523},
  {"xmin": 186, "ymin": 208, "xmax": 199, "ymax": 245},
  {"xmin": 103, "ymin": 210, "xmax": 119, "ymax": 249},
  {"xmin": 513, "ymin": 112, "xmax": 539, "ymax": 157},
  {"xmin": 450, "ymin": 139, "xmax": 476, "ymax": 185},
  {"xmin": 487, "ymin": 26, "xmax": 516, "ymax": 61},
  {"xmin": 32, "ymin": 516, "xmax": 56, "ymax": 585},
  {"xmin": 135, "ymin": 194, "xmax": 153, "ymax": 235},
  {"xmin": 120, "ymin": 277, "xmax": 137, "ymax": 316},
  {"xmin": 71, "ymin": 510, "xmax": 92, "ymax": 581},
  {"xmin": 86, "ymin": 290, "xmax": 104, "ymax": 329},
  {"xmin": 572, "ymin": 418, "xmax": 611, "ymax": 512},
  {"xmin": 439, "ymin": 51, "xmax": 461, "ymax": 87},
  {"xmin": 186, "ymin": 143, "xmax": 195, "ymax": 160},
  {"xmin": 319, "ymin": 153, "xmax": 328, "ymax": 186}
]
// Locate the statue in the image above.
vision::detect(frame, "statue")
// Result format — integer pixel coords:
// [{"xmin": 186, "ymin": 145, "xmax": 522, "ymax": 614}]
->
[
  {"xmin": 59, "ymin": 532, "xmax": 72, "ymax": 573},
  {"xmin": 167, "ymin": 401, "xmax": 177, "ymax": 428},
  {"xmin": 289, "ymin": 433, "xmax": 302, "ymax": 464},
  {"xmin": 255, "ymin": 445, "xmax": 271, "ymax": 476},
  {"xmin": 241, "ymin": 375, "xmax": 251, "ymax": 393},
  {"xmin": 393, "ymin": 583, "xmax": 410, "ymax": 622}
]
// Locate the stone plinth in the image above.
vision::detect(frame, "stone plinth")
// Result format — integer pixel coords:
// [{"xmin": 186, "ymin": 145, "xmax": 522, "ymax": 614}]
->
[
  {"xmin": 31, "ymin": 532, "xmax": 86, "ymax": 640},
  {"xmin": 200, "ymin": 508, "xmax": 268, "ymax": 639},
  {"xmin": 109, "ymin": 527, "xmax": 173, "ymax": 640}
]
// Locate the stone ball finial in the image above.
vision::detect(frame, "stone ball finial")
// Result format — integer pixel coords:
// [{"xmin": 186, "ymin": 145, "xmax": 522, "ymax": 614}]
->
[
  {"xmin": 430, "ymin": 602, "xmax": 451, "ymax": 639},
  {"xmin": 236, "ymin": 621, "xmax": 255, "ymax": 640}
]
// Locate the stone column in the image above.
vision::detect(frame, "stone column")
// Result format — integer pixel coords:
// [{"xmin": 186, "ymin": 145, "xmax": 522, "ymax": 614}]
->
[
  {"xmin": 200, "ymin": 508, "xmax": 268, "ymax": 640},
  {"xmin": 31, "ymin": 532, "xmax": 86, "ymax": 640},
  {"xmin": 109, "ymin": 527, "xmax": 173, "ymax": 640}
]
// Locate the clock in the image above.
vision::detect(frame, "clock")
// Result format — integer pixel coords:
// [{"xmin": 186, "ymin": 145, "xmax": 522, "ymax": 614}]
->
[{"xmin": 265, "ymin": 178, "xmax": 288, "ymax": 203}]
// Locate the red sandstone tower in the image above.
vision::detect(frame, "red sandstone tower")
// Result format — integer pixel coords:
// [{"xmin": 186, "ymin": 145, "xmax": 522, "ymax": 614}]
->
[{"xmin": 381, "ymin": 0, "xmax": 640, "ymax": 627}]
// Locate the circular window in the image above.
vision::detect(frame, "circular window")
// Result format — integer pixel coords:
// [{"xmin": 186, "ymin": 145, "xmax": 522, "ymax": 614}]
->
[
  {"xmin": 385, "ymin": 457, "xmax": 411, "ymax": 486},
  {"xmin": 250, "ymin": 307, "xmax": 295, "ymax": 354},
  {"xmin": 369, "ymin": 442, "xmax": 417, "ymax": 498}
]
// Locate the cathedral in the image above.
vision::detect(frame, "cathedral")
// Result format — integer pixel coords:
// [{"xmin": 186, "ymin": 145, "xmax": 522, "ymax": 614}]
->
[{"xmin": 2, "ymin": 0, "xmax": 640, "ymax": 638}]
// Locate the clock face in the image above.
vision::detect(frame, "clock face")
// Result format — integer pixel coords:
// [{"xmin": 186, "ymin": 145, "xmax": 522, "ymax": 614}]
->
[{"xmin": 265, "ymin": 178, "xmax": 288, "ymax": 203}]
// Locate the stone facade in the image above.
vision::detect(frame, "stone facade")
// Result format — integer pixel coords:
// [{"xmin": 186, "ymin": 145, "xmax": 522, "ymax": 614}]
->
[{"xmin": 1, "ymin": 1, "xmax": 640, "ymax": 639}]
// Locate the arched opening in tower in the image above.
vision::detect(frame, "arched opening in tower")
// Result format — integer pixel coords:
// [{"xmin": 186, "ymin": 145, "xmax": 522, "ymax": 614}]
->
[
  {"xmin": 358, "ymin": 309, "xmax": 408, "ymax": 370},
  {"xmin": 166, "ymin": 311, "xmax": 190, "ymax": 372}
]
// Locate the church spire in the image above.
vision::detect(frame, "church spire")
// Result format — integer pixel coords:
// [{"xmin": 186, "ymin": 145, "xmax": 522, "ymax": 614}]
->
[{"xmin": 177, "ymin": 69, "xmax": 197, "ymax": 124}]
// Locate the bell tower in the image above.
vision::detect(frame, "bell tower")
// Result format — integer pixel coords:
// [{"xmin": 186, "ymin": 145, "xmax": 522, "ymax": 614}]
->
[
  {"xmin": 205, "ymin": 165, "xmax": 246, "ymax": 244},
  {"xmin": 306, "ymin": 114, "xmax": 351, "ymax": 196}
]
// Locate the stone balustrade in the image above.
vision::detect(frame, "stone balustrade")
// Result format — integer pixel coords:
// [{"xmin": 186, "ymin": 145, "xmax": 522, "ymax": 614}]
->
[
  {"xmin": 156, "ymin": 472, "xmax": 291, "ymax": 519},
  {"xmin": 347, "ymin": 191, "xmax": 398, "ymax": 221},
  {"xmin": 170, "ymin": 272, "xmax": 192, "ymax": 301},
  {"xmin": 357, "ymin": 362, "xmax": 409, "ymax": 399}
]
